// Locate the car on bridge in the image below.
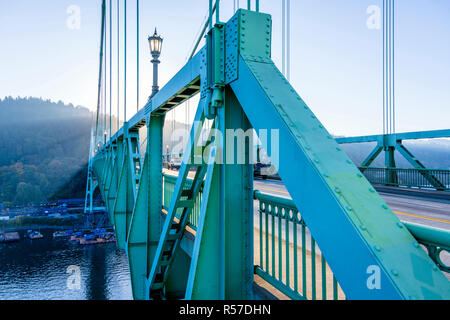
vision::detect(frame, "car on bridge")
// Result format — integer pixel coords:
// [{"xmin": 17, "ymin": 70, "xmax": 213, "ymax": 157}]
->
[{"xmin": 169, "ymin": 158, "xmax": 182, "ymax": 171}]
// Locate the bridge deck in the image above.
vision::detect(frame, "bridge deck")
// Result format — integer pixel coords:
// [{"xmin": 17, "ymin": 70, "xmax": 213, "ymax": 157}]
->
[
  {"xmin": 253, "ymin": 179, "xmax": 450, "ymax": 230},
  {"xmin": 163, "ymin": 168, "xmax": 450, "ymax": 286}
]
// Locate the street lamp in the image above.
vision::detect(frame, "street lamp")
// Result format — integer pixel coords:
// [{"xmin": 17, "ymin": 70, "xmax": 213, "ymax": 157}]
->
[{"xmin": 148, "ymin": 28, "xmax": 163, "ymax": 98}]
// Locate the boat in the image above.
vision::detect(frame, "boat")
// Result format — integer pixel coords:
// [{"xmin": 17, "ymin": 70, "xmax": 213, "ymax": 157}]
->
[
  {"xmin": 0, "ymin": 232, "xmax": 20, "ymax": 243},
  {"xmin": 70, "ymin": 231, "xmax": 83, "ymax": 241},
  {"xmin": 79, "ymin": 232, "xmax": 116, "ymax": 245},
  {"xmin": 53, "ymin": 229, "xmax": 74, "ymax": 238},
  {"xmin": 26, "ymin": 230, "xmax": 43, "ymax": 240}
]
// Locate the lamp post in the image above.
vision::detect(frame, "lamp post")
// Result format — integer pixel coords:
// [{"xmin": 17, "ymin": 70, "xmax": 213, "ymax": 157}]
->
[{"xmin": 148, "ymin": 29, "xmax": 163, "ymax": 98}]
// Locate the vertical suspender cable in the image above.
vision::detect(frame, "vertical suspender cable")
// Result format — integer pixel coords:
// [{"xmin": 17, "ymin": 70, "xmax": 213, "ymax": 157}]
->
[
  {"xmin": 124, "ymin": 0, "xmax": 127, "ymax": 122},
  {"xmin": 137, "ymin": 0, "xmax": 139, "ymax": 113},
  {"xmin": 282, "ymin": 0, "xmax": 285, "ymax": 75},
  {"xmin": 386, "ymin": 0, "xmax": 390, "ymax": 134},
  {"xmin": 117, "ymin": 0, "xmax": 120, "ymax": 133},
  {"xmin": 95, "ymin": 0, "xmax": 106, "ymax": 145},
  {"xmin": 104, "ymin": 12, "xmax": 107, "ymax": 141},
  {"xmin": 216, "ymin": 0, "xmax": 220, "ymax": 23},
  {"xmin": 382, "ymin": 0, "xmax": 385, "ymax": 135},
  {"xmin": 110, "ymin": 0, "xmax": 112, "ymax": 139},
  {"xmin": 387, "ymin": 0, "xmax": 390, "ymax": 134},
  {"xmin": 392, "ymin": 0, "xmax": 395, "ymax": 134},
  {"xmin": 388, "ymin": 0, "xmax": 392, "ymax": 133},
  {"xmin": 209, "ymin": 0, "xmax": 213, "ymax": 30},
  {"xmin": 286, "ymin": 0, "xmax": 290, "ymax": 81},
  {"xmin": 188, "ymin": 1, "xmax": 217, "ymax": 60}
]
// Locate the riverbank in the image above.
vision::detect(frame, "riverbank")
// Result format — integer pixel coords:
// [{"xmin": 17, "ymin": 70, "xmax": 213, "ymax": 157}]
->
[
  {"xmin": 0, "ymin": 215, "xmax": 83, "ymax": 231},
  {"xmin": 0, "ymin": 225, "xmax": 76, "ymax": 233}
]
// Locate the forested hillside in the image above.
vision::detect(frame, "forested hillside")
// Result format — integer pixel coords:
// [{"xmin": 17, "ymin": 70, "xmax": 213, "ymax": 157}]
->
[{"xmin": 0, "ymin": 97, "xmax": 92, "ymax": 205}]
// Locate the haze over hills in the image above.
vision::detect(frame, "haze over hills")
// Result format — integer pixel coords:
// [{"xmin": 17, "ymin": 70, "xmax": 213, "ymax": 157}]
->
[
  {"xmin": 0, "ymin": 96, "xmax": 449, "ymax": 206},
  {"xmin": 0, "ymin": 97, "xmax": 92, "ymax": 205}
]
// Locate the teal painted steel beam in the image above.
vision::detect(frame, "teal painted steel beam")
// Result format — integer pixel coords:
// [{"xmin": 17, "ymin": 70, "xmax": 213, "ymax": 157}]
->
[
  {"xmin": 147, "ymin": 99, "xmax": 207, "ymax": 299},
  {"xmin": 336, "ymin": 131, "xmax": 448, "ymax": 190},
  {"xmin": 93, "ymin": 50, "xmax": 202, "ymax": 156},
  {"xmin": 228, "ymin": 9, "xmax": 449, "ymax": 299},
  {"xmin": 336, "ymin": 129, "xmax": 450, "ymax": 144},
  {"xmin": 360, "ymin": 145, "xmax": 383, "ymax": 169},
  {"xmin": 219, "ymin": 88, "xmax": 254, "ymax": 300},
  {"xmin": 185, "ymin": 148, "xmax": 221, "ymax": 299},
  {"xmin": 89, "ymin": 8, "xmax": 450, "ymax": 300},
  {"xmin": 112, "ymin": 135, "xmax": 135, "ymax": 250},
  {"xmin": 127, "ymin": 114, "xmax": 164, "ymax": 299},
  {"xmin": 384, "ymin": 146, "xmax": 398, "ymax": 186},
  {"xmin": 396, "ymin": 143, "xmax": 446, "ymax": 190}
]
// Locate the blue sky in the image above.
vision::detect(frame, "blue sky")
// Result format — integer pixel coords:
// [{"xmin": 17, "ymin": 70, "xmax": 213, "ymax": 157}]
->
[{"xmin": 0, "ymin": 0, "xmax": 449, "ymax": 136}]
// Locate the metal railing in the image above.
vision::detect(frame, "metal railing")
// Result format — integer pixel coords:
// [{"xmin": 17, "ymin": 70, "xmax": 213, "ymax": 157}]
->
[
  {"xmin": 253, "ymin": 190, "xmax": 345, "ymax": 300},
  {"xmin": 162, "ymin": 174, "xmax": 202, "ymax": 229},
  {"xmin": 360, "ymin": 167, "xmax": 450, "ymax": 191},
  {"xmin": 162, "ymin": 173, "xmax": 450, "ymax": 299},
  {"xmin": 403, "ymin": 222, "xmax": 450, "ymax": 273}
]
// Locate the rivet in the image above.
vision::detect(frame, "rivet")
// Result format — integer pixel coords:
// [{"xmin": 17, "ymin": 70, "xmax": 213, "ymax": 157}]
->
[
  {"xmin": 334, "ymin": 187, "xmax": 341, "ymax": 194},
  {"xmin": 369, "ymin": 188, "xmax": 375, "ymax": 192},
  {"xmin": 360, "ymin": 225, "xmax": 367, "ymax": 231},
  {"xmin": 396, "ymin": 222, "xmax": 404, "ymax": 229},
  {"xmin": 382, "ymin": 204, "xmax": 388, "ymax": 209},
  {"xmin": 391, "ymin": 269, "xmax": 399, "ymax": 276},
  {"xmin": 346, "ymin": 206, "xmax": 353, "ymax": 211},
  {"xmin": 336, "ymin": 147, "xmax": 342, "ymax": 151},
  {"xmin": 413, "ymin": 242, "xmax": 420, "ymax": 248},
  {"xmin": 432, "ymin": 265, "xmax": 439, "ymax": 271},
  {"xmin": 374, "ymin": 245, "xmax": 381, "ymax": 252},
  {"xmin": 346, "ymin": 160, "xmax": 352, "ymax": 164}
]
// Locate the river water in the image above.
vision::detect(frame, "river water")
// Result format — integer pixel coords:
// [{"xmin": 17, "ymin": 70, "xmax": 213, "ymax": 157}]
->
[{"xmin": 0, "ymin": 228, "xmax": 132, "ymax": 300}]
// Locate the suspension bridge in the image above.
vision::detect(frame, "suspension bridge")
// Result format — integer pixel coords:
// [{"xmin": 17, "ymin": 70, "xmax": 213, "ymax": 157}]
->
[{"xmin": 84, "ymin": 0, "xmax": 450, "ymax": 300}]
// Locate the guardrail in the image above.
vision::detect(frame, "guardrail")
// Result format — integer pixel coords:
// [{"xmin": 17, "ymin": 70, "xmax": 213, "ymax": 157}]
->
[
  {"xmin": 253, "ymin": 191, "xmax": 345, "ymax": 300},
  {"xmin": 360, "ymin": 167, "xmax": 450, "ymax": 191},
  {"xmin": 162, "ymin": 174, "xmax": 202, "ymax": 228},
  {"xmin": 403, "ymin": 222, "xmax": 450, "ymax": 273},
  {"xmin": 162, "ymin": 173, "xmax": 450, "ymax": 300}
]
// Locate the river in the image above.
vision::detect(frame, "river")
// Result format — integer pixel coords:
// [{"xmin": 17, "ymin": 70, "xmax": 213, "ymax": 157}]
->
[{"xmin": 0, "ymin": 228, "xmax": 132, "ymax": 300}]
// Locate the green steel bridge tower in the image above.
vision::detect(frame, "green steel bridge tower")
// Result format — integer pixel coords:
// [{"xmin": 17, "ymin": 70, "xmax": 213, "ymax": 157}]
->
[{"xmin": 86, "ymin": 0, "xmax": 450, "ymax": 300}]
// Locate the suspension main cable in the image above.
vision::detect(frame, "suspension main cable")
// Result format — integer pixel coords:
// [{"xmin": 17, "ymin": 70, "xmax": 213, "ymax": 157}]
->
[
  {"xmin": 383, "ymin": 0, "xmax": 386, "ymax": 135},
  {"xmin": 124, "ymin": 0, "xmax": 127, "ymax": 122},
  {"xmin": 104, "ymin": 10, "xmax": 107, "ymax": 141},
  {"xmin": 392, "ymin": 0, "xmax": 396, "ymax": 134},
  {"xmin": 117, "ymin": 0, "xmax": 120, "ymax": 134},
  {"xmin": 187, "ymin": 1, "xmax": 217, "ymax": 61},
  {"xmin": 95, "ymin": 0, "xmax": 106, "ymax": 146},
  {"xmin": 137, "ymin": 0, "xmax": 139, "ymax": 113},
  {"xmin": 109, "ymin": 0, "xmax": 112, "ymax": 139}
]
